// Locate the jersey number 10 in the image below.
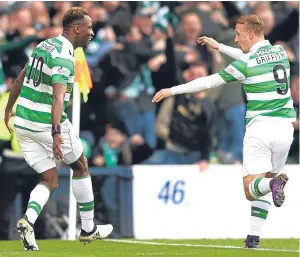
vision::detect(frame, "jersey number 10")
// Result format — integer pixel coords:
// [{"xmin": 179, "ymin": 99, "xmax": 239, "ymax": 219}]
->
[{"xmin": 26, "ymin": 53, "xmax": 45, "ymax": 87}]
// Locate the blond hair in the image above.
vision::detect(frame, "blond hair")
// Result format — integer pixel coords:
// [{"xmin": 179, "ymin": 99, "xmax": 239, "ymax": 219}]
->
[{"xmin": 236, "ymin": 14, "xmax": 264, "ymax": 36}]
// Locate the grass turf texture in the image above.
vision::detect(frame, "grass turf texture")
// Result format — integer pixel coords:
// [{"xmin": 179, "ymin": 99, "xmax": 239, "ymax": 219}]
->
[{"xmin": 0, "ymin": 239, "xmax": 298, "ymax": 257}]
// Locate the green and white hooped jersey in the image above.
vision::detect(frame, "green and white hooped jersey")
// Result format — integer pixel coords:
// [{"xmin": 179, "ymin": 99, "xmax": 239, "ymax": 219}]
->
[
  {"xmin": 15, "ymin": 35, "xmax": 75, "ymax": 132},
  {"xmin": 218, "ymin": 40, "xmax": 296, "ymax": 126}
]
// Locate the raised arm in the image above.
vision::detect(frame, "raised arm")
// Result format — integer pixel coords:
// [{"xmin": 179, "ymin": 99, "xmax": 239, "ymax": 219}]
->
[
  {"xmin": 197, "ymin": 36, "xmax": 243, "ymax": 60},
  {"xmin": 219, "ymin": 44, "xmax": 244, "ymax": 59}
]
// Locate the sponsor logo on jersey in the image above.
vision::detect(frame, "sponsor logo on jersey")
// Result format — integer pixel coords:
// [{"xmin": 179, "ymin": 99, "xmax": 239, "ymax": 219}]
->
[
  {"xmin": 48, "ymin": 39, "xmax": 61, "ymax": 48},
  {"xmin": 57, "ymin": 66, "xmax": 70, "ymax": 77},
  {"xmin": 38, "ymin": 42, "xmax": 55, "ymax": 53},
  {"xmin": 225, "ymin": 66, "xmax": 235, "ymax": 74}
]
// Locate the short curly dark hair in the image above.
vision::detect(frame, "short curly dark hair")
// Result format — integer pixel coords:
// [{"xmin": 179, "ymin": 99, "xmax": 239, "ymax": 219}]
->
[{"xmin": 62, "ymin": 7, "xmax": 89, "ymax": 28}]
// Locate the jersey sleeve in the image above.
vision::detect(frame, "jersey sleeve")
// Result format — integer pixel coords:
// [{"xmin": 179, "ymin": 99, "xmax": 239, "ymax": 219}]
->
[
  {"xmin": 218, "ymin": 58, "xmax": 247, "ymax": 83},
  {"xmin": 51, "ymin": 57, "xmax": 73, "ymax": 86},
  {"xmin": 219, "ymin": 43, "xmax": 244, "ymax": 60}
]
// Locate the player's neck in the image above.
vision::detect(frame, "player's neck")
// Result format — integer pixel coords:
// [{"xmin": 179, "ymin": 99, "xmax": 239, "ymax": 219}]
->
[
  {"xmin": 62, "ymin": 32, "xmax": 76, "ymax": 48},
  {"xmin": 251, "ymin": 37, "xmax": 265, "ymax": 47},
  {"xmin": 247, "ymin": 37, "xmax": 265, "ymax": 52}
]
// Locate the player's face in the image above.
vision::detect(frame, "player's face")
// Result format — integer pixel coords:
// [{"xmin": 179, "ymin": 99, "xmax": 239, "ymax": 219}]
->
[
  {"xmin": 76, "ymin": 15, "xmax": 94, "ymax": 47},
  {"xmin": 235, "ymin": 23, "xmax": 251, "ymax": 53}
]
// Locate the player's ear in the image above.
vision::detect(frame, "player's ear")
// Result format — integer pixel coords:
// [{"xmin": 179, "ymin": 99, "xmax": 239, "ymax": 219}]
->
[
  {"xmin": 74, "ymin": 24, "xmax": 80, "ymax": 34},
  {"xmin": 249, "ymin": 30, "xmax": 255, "ymax": 40}
]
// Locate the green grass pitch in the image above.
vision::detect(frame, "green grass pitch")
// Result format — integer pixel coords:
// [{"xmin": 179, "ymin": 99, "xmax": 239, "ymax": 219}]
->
[{"xmin": 0, "ymin": 239, "xmax": 298, "ymax": 257}]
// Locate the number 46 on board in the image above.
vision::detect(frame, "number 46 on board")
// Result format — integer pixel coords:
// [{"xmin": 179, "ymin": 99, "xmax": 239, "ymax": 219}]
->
[{"xmin": 158, "ymin": 180, "xmax": 185, "ymax": 204}]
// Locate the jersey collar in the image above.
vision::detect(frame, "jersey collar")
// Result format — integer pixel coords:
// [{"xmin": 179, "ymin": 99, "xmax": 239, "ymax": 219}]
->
[
  {"xmin": 58, "ymin": 35, "xmax": 74, "ymax": 56},
  {"xmin": 249, "ymin": 40, "xmax": 271, "ymax": 53}
]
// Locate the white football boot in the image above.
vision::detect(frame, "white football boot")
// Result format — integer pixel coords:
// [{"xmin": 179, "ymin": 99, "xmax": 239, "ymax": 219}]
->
[
  {"xmin": 79, "ymin": 224, "xmax": 113, "ymax": 244},
  {"xmin": 16, "ymin": 217, "xmax": 39, "ymax": 251}
]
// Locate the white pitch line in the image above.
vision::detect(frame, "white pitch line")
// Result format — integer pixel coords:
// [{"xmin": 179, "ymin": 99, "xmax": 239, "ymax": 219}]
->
[
  {"xmin": 135, "ymin": 253, "xmax": 186, "ymax": 256},
  {"xmin": 105, "ymin": 239, "xmax": 299, "ymax": 253}
]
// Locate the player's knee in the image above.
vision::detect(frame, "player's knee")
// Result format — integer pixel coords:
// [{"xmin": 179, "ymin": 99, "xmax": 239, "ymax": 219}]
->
[
  {"xmin": 48, "ymin": 181, "xmax": 58, "ymax": 193},
  {"xmin": 243, "ymin": 185, "xmax": 252, "ymax": 201},
  {"xmin": 49, "ymin": 182, "xmax": 58, "ymax": 193},
  {"xmin": 40, "ymin": 168, "xmax": 58, "ymax": 193},
  {"xmin": 79, "ymin": 156, "xmax": 88, "ymax": 174},
  {"xmin": 244, "ymin": 186, "xmax": 255, "ymax": 201},
  {"xmin": 43, "ymin": 176, "xmax": 58, "ymax": 193},
  {"xmin": 245, "ymin": 191, "xmax": 253, "ymax": 201},
  {"xmin": 73, "ymin": 156, "xmax": 89, "ymax": 177}
]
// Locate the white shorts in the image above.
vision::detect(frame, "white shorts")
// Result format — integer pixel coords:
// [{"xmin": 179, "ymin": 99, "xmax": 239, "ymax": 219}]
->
[
  {"xmin": 242, "ymin": 119, "xmax": 294, "ymax": 177},
  {"xmin": 16, "ymin": 119, "xmax": 83, "ymax": 173}
]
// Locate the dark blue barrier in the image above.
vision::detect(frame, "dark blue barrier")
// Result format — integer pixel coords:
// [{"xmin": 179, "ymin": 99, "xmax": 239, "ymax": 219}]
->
[{"xmin": 51, "ymin": 166, "xmax": 133, "ymax": 238}]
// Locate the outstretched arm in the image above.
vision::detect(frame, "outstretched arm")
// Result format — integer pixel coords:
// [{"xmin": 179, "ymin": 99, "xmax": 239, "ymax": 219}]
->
[
  {"xmin": 219, "ymin": 43, "xmax": 244, "ymax": 59},
  {"xmin": 198, "ymin": 36, "xmax": 243, "ymax": 60},
  {"xmin": 152, "ymin": 57, "xmax": 247, "ymax": 103},
  {"xmin": 171, "ymin": 74, "xmax": 225, "ymax": 95},
  {"xmin": 152, "ymin": 74, "xmax": 225, "ymax": 103}
]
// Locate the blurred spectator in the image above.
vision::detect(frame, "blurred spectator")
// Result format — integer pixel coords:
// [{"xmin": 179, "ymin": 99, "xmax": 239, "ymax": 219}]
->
[
  {"xmin": 175, "ymin": 12, "xmax": 207, "ymax": 69},
  {"xmin": 16, "ymin": 9, "xmax": 33, "ymax": 31},
  {"xmin": 92, "ymin": 126, "xmax": 153, "ymax": 167},
  {"xmin": 51, "ymin": 1, "xmax": 72, "ymax": 26},
  {"xmin": 145, "ymin": 62, "xmax": 217, "ymax": 171},
  {"xmin": 29, "ymin": 1, "xmax": 50, "ymax": 30},
  {"xmin": 206, "ymin": 34, "xmax": 246, "ymax": 164},
  {"xmin": 133, "ymin": 10, "xmax": 153, "ymax": 37},
  {"xmin": 101, "ymin": 1, "xmax": 132, "ymax": 37}
]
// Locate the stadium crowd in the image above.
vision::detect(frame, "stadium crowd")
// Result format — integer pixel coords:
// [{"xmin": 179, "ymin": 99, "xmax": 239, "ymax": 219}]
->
[{"xmin": 0, "ymin": 1, "xmax": 299, "ymax": 170}]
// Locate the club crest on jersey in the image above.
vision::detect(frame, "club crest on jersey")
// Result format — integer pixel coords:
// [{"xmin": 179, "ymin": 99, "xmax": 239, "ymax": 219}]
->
[{"xmin": 66, "ymin": 84, "xmax": 73, "ymax": 93}]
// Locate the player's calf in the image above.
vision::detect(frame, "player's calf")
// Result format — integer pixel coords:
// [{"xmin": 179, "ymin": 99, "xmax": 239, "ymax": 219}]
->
[
  {"xmin": 244, "ymin": 175, "xmax": 273, "ymax": 201},
  {"xmin": 245, "ymin": 173, "xmax": 289, "ymax": 207}
]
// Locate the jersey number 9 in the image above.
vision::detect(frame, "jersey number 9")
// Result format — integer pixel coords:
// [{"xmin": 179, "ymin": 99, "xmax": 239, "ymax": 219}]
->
[{"xmin": 273, "ymin": 64, "xmax": 289, "ymax": 95}]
